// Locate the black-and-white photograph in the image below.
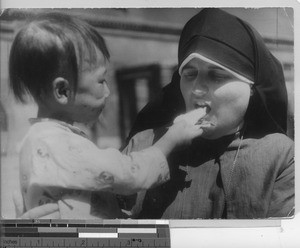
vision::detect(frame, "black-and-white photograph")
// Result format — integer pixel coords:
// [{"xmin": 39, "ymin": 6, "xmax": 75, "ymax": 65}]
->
[{"xmin": 0, "ymin": 8, "xmax": 294, "ymax": 220}]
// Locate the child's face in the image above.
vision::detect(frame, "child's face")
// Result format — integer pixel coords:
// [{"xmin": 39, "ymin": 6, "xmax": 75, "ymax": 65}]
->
[{"xmin": 70, "ymin": 48, "xmax": 110, "ymax": 124}]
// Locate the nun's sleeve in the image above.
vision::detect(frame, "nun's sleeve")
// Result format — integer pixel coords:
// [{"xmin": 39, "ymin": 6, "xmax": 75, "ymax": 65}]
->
[{"xmin": 267, "ymin": 143, "xmax": 294, "ymax": 217}]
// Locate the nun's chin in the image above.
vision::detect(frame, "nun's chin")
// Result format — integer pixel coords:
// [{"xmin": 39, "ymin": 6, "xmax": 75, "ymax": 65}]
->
[{"xmin": 199, "ymin": 124, "xmax": 218, "ymax": 139}]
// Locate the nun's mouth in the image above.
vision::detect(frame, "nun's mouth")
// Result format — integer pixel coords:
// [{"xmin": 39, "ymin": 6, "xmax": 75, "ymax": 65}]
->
[
  {"xmin": 194, "ymin": 103, "xmax": 212, "ymax": 126},
  {"xmin": 194, "ymin": 102, "xmax": 210, "ymax": 112}
]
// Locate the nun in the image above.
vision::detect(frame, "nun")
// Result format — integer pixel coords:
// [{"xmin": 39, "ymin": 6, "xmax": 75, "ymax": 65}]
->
[{"xmin": 126, "ymin": 8, "xmax": 294, "ymax": 219}]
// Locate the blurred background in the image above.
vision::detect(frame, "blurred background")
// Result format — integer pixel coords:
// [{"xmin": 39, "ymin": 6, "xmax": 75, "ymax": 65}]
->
[{"xmin": 0, "ymin": 8, "xmax": 294, "ymax": 218}]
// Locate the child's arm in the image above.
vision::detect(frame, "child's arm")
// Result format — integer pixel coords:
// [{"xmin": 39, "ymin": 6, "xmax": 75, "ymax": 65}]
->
[
  {"xmin": 23, "ymin": 120, "xmax": 202, "ymax": 197},
  {"xmin": 154, "ymin": 120, "xmax": 203, "ymax": 157}
]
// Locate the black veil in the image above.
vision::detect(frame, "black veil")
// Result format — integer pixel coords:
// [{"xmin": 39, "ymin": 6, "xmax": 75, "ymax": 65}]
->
[{"xmin": 128, "ymin": 8, "xmax": 287, "ymax": 141}]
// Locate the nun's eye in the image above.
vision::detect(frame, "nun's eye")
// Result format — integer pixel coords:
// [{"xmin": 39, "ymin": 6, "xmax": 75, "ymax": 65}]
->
[
  {"xmin": 182, "ymin": 69, "xmax": 198, "ymax": 81},
  {"xmin": 208, "ymin": 69, "xmax": 233, "ymax": 83}
]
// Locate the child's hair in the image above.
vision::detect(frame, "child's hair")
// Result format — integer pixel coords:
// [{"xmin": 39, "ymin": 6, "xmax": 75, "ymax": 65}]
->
[{"xmin": 9, "ymin": 12, "xmax": 110, "ymax": 103}]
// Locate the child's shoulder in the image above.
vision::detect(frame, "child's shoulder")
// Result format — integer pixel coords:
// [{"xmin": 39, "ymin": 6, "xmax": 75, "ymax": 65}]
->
[
  {"xmin": 21, "ymin": 120, "xmax": 93, "ymax": 153},
  {"xmin": 25, "ymin": 120, "xmax": 71, "ymax": 139},
  {"xmin": 19, "ymin": 120, "xmax": 77, "ymax": 152}
]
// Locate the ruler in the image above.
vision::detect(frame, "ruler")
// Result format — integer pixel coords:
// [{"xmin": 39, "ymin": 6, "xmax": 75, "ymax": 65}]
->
[{"xmin": 0, "ymin": 219, "xmax": 170, "ymax": 247}]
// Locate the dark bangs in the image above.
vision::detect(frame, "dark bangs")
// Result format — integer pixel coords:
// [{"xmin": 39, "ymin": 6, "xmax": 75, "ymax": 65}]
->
[{"xmin": 9, "ymin": 12, "xmax": 110, "ymax": 103}]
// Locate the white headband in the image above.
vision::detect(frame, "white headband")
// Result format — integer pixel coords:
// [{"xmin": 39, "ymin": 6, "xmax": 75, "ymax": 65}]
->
[{"xmin": 179, "ymin": 53, "xmax": 254, "ymax": 85}]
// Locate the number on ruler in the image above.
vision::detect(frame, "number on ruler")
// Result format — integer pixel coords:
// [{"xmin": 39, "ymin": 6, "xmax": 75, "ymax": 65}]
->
[{"xmin": 132, "ymin": 238, "xmax": 142, "ymax": 246}]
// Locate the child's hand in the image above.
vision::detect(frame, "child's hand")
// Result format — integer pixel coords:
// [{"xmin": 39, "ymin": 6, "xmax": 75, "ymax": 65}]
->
[
  {"xmin": 166, "ymin": 120, "xmax": 204, "ymax": 147},
  {"xmin": 154, "ymin": 120, "xmax": 204, "ymax": 157}
]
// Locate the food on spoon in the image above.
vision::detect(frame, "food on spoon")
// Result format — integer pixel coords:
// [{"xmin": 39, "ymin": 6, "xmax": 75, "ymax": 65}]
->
[{"xmin": 174, "ymin": 107, "xmax": 209, "ymax": 126}]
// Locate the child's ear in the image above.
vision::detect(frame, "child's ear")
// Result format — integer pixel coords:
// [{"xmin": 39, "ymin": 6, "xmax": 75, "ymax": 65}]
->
[{"xmin": 52, "ymin": 77, "xmax": 71, "ymax": 104}]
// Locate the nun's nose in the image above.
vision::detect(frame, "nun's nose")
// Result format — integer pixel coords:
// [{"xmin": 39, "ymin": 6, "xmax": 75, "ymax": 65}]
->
[{"xmin": 192, "ymin": 80, "xmax": 209, "ymax": 97}]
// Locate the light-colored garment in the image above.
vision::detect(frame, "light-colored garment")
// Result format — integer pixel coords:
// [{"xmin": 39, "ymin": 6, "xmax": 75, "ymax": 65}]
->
[{"xmin": 19, "ymin": 119, "xmax": 169, "ymax": 219}]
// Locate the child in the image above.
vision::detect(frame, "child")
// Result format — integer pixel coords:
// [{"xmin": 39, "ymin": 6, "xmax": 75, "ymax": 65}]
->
[{"xmin": 9, "ymin": 12, "xmax": 204, "ymax": 219}]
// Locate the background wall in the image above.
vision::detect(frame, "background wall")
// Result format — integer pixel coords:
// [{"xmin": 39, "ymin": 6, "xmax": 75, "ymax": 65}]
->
[{"xmin": 0, "ymin": 8, "xmax": 294, "ymax": 218}]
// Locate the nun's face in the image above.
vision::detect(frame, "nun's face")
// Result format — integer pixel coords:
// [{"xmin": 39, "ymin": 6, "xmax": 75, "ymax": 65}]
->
[{"xmin": 180, "ymin": 58, "xmax": 251, "ymax": 139}]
